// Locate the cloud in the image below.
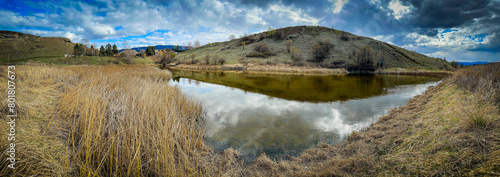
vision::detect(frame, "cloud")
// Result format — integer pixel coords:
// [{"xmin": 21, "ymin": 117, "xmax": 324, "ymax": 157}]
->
[
  {"xmin": 0, "ymin": 0, "xmax": 498, "ymax": 62},
  {"xmin": 405, "ymin": 0, "xmax": 492, "ymax": 28},
  {"xmin": 388, "ymin": 0, "xmax": 410, "ymax": 20},
  {"xmin": 329, "ymin": 0, "xmax": 349, "ymax": 13}
]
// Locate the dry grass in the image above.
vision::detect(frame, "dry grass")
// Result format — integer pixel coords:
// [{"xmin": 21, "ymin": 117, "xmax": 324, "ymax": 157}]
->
[
  {"xmin": 0, "ymin": 65, "xmax": 214, "ymax": 176},
  {"xmin": 55, "ymin": 65, "xmax": 210, "ymax": 176},
  {"xmin": 172, "ymin": 63, "xmax": 348, "ymax": 75},
  {"xmin": 453, "ymin": 63, "xmax": 500, "ymax": 104},
  {"xmin": 375, "ymin": 67, "xmax": 453, "ymax": 76},
  {"xmin": 0, "ymin": 65, "xmax": 73, "ymax": 176}
]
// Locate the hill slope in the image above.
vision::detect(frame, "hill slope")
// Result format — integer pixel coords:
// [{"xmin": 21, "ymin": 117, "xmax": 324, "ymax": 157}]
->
[
  {"xmin": 175, "ymin": 26, "xmax": 452, "ymax": 71},
  {"xmin": 0, "ymin": 31, "xmax": 74, "ymax": 63}
]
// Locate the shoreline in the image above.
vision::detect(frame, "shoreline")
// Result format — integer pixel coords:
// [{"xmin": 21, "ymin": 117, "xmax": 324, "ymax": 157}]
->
[
  {"xmin": 168, "ymin": 63, "xmax": 453, "ymax": 76},
  {"xmin": 215, "ymin": 64, "xmax": 500, "ymax": 176}
]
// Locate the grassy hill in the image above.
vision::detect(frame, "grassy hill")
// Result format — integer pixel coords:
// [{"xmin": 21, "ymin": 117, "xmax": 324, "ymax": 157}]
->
[
  {"xmin": 175, "ymin": 26, "xmax": 453, "ymax": 71},
  {"xmin": 0, "ymin": 31, "xmax": 74, "ymax": 63},
  {"xmin": 0, "ymin": 31, "xmax": 152, "ymax": 65}
]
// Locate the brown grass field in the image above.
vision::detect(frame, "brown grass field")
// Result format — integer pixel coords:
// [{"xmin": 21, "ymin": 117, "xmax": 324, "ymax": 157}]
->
[{"xmin": 0, "ymin": 63, "xmax": 498, "ymax": 176}]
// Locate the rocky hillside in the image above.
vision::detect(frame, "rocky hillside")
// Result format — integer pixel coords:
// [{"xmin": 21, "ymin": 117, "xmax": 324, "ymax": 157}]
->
[
  {"xmin": 175, "ymin": 26, "xmax": 453, "ymax": 71},
  {"xmin": 0, "ymin": 31, "xmax": 74, "ymax": 63}
]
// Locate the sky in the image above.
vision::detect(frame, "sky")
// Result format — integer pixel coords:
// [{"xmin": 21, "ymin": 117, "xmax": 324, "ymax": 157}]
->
[{"xmin": 0, "ymin": 0, "xmax": 499, "ymax": 62}]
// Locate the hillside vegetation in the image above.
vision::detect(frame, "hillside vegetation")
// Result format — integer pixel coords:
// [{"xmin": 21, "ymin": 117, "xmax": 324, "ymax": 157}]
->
[
  {"xmin": 175, "ymin": 26, "xmax": 453, "ymax": 71},
  {"xmin": 0, "ymin": 31, "xmax": 73, "ymax": 63},
  {"xmin": 0, "ymin": 31, "xmax": 152, "ymax": 65}
]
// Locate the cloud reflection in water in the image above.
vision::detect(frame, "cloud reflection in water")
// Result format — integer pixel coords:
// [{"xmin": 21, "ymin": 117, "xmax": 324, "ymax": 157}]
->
[{"xmin": 171, "ymin": 77, "xmax": 440, "ymax": 161}]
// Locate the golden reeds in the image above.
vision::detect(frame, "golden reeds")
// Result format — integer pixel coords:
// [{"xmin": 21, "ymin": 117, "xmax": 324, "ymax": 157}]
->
[
  {"xmin": 1, "ymin": 65, "xmax": 210, "ymax": 176},
  {"xmin": 54, "ymin": 65, "xmax": 207, "ymax": 176}
]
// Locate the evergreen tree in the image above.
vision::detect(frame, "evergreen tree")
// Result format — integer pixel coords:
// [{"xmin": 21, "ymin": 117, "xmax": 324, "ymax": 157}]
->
[
  {"xmin": 112, "ymin": 44, "xmax": 119, "ymax": 54},
  {"xmin": 73, "ymin": 44, "xmax": 85, "ymax": 56},
  {"xmin": 105, "ymin": 43, "xmax": 113, "ymax": 56},
  {"xmin": 100, "ymin": 45, "xmax": 105, "ymax": 56},
  {"xmin": 146, "ymin": 46, "xmax": 156, "ymax": 56}
]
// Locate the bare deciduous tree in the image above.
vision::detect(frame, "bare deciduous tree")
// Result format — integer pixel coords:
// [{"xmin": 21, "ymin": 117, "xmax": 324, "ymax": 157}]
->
[
  {"xmin": 121, "ymin": 41, "xmax": 133, "ymax": 63},
  {"xmin": 204, "ymin": 53, "xmax": 210, "ymax": 64},
  {"xmin": 122, "ymin": 41, "xmax": 130, "ymax": 50},
  {"xmin": 194, "ymin": 40, "xmax": 200, "ymax": 48},
  {"xmin": 139, "ymin": 49, "xmax": 146, "ymax": 58},
  {"xmin": 81, "ymin": 39, "xmax": 90, "ymax": 47}
]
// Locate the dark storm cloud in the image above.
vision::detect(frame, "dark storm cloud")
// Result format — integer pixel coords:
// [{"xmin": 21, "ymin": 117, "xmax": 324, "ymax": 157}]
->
[
  {"xmin": 330, "ymin": 0, "xmax": 407, "ymax": 36},
  {"xmin": 406, "ymin": 0, "xmax": 492, "ymax": 28},
  {"xmin": 396, "ymin": 0, "xmax": 500, "ymax": 53},
  {"xmin": 417, "ymin": 28, "xmax": 438, "ymax": 36},
  {"xmin": 237, "ymin": 0, "xmax": 328, "ymax": 9}
]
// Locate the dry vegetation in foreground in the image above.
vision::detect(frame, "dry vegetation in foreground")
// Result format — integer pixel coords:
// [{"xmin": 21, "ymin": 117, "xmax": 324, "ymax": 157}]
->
[
  {"xmin": 0, "ymin": 63, "xmax": 498, "ymax": 176},
  {"xmin": 0, "ymin": 65, "xmax": 219, "ymax": 176}
]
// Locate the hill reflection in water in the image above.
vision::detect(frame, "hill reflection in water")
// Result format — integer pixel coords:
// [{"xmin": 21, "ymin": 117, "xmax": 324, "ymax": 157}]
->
[{"xmin": 170, "ymin": 71, "xmax": 442, "ymax": 161}]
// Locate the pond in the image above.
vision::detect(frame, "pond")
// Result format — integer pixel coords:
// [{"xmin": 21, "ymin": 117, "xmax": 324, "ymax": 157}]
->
[{"xmin": 169, "ymin": 69, "xmax": 442, "ymax": 162}]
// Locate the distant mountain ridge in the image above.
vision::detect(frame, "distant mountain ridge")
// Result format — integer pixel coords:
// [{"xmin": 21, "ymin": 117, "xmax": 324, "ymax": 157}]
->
[{"xmin": 457, "ymin": 61, "xmax": 490, "ymax": 66}]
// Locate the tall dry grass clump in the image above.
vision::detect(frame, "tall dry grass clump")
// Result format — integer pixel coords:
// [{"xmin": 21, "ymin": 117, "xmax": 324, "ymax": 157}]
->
[
  {"xmin": 453, "ymin": 63, "xmax": 500, "ymax": 104},
  {"xmin": 0, "ymin": 65, "xmax": 71, "ymax": 176},
  {"xmin": 51, "ymin": 65, "xmax": 208, "ymax": 176},
  {"xmin": 453, "ymin": 63, "xmax": 500, "ymax": 129}
]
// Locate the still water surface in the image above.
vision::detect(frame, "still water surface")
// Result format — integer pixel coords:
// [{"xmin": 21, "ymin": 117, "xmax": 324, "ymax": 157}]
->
[{"xmin": 169, "ymin": 70, "xmax": 442, "ymax": 162}]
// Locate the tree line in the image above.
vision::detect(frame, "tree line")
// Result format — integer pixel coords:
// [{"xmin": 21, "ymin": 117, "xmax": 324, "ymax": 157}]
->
[{"xmin": 73, "ymin": 43, "xmax": 119, "ymax": 56}]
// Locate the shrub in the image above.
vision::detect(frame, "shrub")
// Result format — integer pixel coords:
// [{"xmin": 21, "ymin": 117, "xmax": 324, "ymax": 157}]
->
[
  {"xmin": 267, "ymin": 29, "xmax": 276, "ymax": 38},
  {"xmin": 254, "ymin": 43, "xmax": 271, "ymax": 53},
  {"xmin": 451, "ymin": 60, "xmax": 458, "ymax": 69},
  {"xmin": 159, "ymin": 52, "xmax": 177, "ymax": 66},
  {"xmin": 204, "ymin": 53, "xmax": 210, "ymax": 64},
  {"xmin": 341, "ymin": 31, "xmax": 349, "ymax": 41},
  {"xmin": 240, "ymin": 34, "xmax": 255, "ymax": 44},
  {"xmin": 248, "ymin": 43, "xmax": 273, "ymax": 58},
  {"xmin": 246, "ymin": 53, "xmax": 269, "ymax": 58},
  {"xmin": 212, "ymin": 55, "xmax": 219, "ymax": 65},
  {"xmin": 312, "ymin": 39, "xmax": 332, "ymax": 62},
  {"xmin": 349, "ymin": 46, "xmax": 376, "ymax": 72},
  {"xmin": 190, "ymin": 53, "xmax": 195, "ymax": 64},
  {"xmin": 238, "ymin": 58, "xmax": 249, "ymax": 66},
  {"xmin": 259, "ymin": 34, "xmax": 265, "ymax": 41},
  {"xmin": 290, "ymin": 46, "xmax": 302, "ymax": 62},
  {"xmin": 218, "ymin": 58, "xmax": 226, "ymax": 65},
  {"xmin": 276, "ymin": 30, "xmax": 287, "ymax": 40}
]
